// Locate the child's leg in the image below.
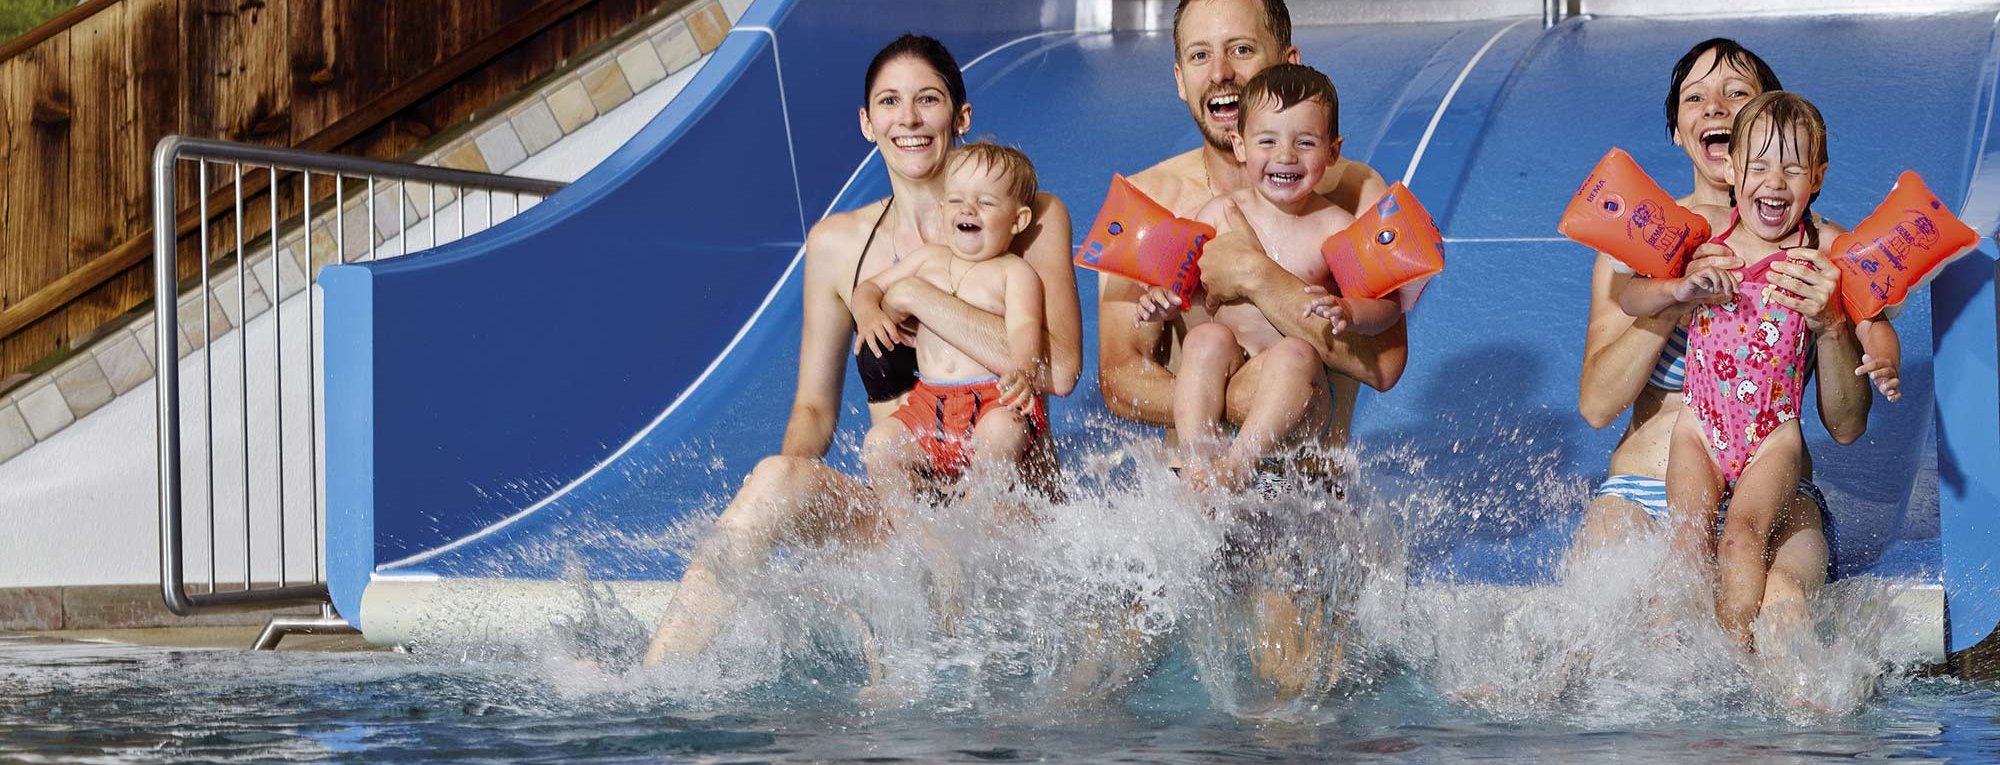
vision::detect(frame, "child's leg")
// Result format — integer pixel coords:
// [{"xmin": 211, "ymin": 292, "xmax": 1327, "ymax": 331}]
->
[
  {"xmin": 1666, "ymin": 413, "xmax": 1726, "ymax": 572},
  {"xmin": 1219, "ymin": 338, "xmax": 1328, "ymax": 481},
  {"xmin": 1174, "ymin": 322, "xmax": 1246, "ymax": 461},
  {"xmin": 862, "ymin": 418, "xmax": 926, "ymax": 504},
  {"xmin": 1714, "ymin": 423, "xmax": 1803, "ymax": 650},
  {"xmin": 967, "ymin": 407, "xmax": 1035, "ymax": 499}
]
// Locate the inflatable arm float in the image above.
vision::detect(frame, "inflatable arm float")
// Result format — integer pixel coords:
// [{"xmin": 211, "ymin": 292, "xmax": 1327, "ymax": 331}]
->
[
  {"xmin": 1559, "ymin": 148, "xmax": 1710, "ymax": 279},
  {"xmin": 1073, "ymin": 175, "xmax": 1212, "ymax": 305},
  {"xmin": 1321, "ymin": 182, "xmax": 1445, "ymax": 311}
]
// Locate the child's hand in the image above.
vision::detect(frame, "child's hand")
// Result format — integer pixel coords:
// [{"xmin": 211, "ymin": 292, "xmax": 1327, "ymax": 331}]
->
[
  {"xmin": 852, "ymin": 310, "xmax": 908, "ymax": 359},
  {"xmin": 996, "ymin": 369, "xmax": 1037, "ymax": 413},
  {"xmin": 1854, "ymin": 319, "xmax": 1901, "ymax": 402},
  {"xmin": 1302, "ymin": 285, "xmax": 1351, "ymax": 334},
  {"xmin": 1673, "ymin": 265, "xmax": 1737, "ymax": 304},
  {"xmin": 1134, "ymin": 286, "xmax": 1185, "ymax": 324},
  {"xmin": 1855, "ymin": 354, "xmax": 1900, "ymax": 402}
]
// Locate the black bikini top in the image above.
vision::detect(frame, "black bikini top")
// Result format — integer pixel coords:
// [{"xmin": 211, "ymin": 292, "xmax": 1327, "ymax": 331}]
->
[{"xmin": 852, "ymin": 199, "xmax": 920, "ymax": 403}]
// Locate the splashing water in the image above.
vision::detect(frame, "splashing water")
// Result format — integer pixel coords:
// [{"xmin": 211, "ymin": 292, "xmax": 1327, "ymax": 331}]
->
[{"xmin": 475, "ymin": 427, "xmax": 1937, "ymax": 730}]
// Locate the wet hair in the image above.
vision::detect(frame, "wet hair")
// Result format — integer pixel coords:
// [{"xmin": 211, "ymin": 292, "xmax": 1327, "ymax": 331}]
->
[
  {"xmin": 1240, "ymin": 63, "xmax": 1338, "ymax": 136},
  {"xmin": 1173, "ymin": 0, "xmax": 1293, "ymax": 53},
  {"xmin": 863, "ymin": 34, "xmax": 968, "ymax": 115},
  {"xmin": 1665, "ymin": 38, "xmax": 1782, "ymax": 140},
  {"xmin": 949, "ymin": 140, "xmax": 1039, "ymax": 209},
  {"xmin": 1729, "ymin": 91, "xmax": 1829, "ymax": 246}
]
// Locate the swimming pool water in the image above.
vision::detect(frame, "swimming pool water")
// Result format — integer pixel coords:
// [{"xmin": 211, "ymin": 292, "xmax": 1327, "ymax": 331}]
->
[{"xmin": 3, "ymin": 632, "xmax": 1997, "ymax": 763}]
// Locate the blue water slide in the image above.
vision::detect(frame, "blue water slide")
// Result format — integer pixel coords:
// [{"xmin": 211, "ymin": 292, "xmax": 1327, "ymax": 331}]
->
[{"xmin": 321, "ymin": 2, "xmax": 1999, "ymax": 652}]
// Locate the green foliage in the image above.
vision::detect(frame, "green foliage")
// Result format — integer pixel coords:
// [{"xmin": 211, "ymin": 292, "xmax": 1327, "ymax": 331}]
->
[{"xmin": 0, "ymin": 0, "xmax": 79, "ymax": 46}]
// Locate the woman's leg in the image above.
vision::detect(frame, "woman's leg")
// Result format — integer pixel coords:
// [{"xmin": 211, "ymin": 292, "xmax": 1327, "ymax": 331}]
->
[
  {"xmin": 1562, "ymin": 493, "xmax": 1658, "ymax": 574},
  {"xmin": 862, "ymin": 418, "xmax": 926, "ymax": 505},
  {"xmin": 644, "ymin": 455, "xmax": 880, "ymax": 665},
  {"xmin": 1713, "ymin": 425, "xmax": 1804, "ymax": 650}
]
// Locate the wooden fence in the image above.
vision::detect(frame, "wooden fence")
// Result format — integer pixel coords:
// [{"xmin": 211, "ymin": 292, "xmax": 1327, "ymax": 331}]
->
[{"xmin": 0, "ymin": 0, "xmax": 680, "ymax": 379}]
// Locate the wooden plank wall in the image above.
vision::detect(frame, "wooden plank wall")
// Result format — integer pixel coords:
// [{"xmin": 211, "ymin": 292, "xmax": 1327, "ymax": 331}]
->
[{"xmin": 0, "ymin": 0, "xmax": 675, "ymax": 378}]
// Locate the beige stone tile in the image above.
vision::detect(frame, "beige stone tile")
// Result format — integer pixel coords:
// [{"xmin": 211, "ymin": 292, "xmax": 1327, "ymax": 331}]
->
[
  {"xmin": 618, "ymin": 41, "xmax": 667, "ymax": 93},
  {"xmin": 132, "ymin": 319, "xmax": 158, "ymax": 365},
  {"xmin": 54, "ymin": 355, "xmax": 115, "ymax": 419},
  {"xmin": 440, "ymin": 142, "xmax": 489, "ymax": 174},
  {"xmin": 511, "ymin": 100, "xmax": 563, "ymax": 156},
  {"xmin": 0, "ymin": 404, "xmax": 34, "ymax": 463},
  {"xmin": 547, "ymin": 79, "xmax": 597, "ymax": 134},
  {"xmin": 721, "ymin": 0, "xmax": 751, "ymax": 22},
  {"xmin": 177, "ymin": 292, "xmax": 227, "ymax": 351},
  {"xmin": 251, "ymin": 241, "xmax": 307, "ymax": 302},
  {"xmin": 582, "ymin": 61, "xmax": 635, "ymax": 115},
  {"xmin": 213, "ymin": 273, "xmax": 270, "ymax": 328},
  {"xmin": 342, "ymin": 200, "xmax": 375, "ymax": 261},
  {"xmin": 372, "ymin": 184, "xmax": 407, "ymax": 241},
  {"xmin": 475, "ymin": 122, "xmax": 529, "ymax": 174},
  {"xmin": 0, "ymin": 588, "xmax": 63, "ymax": 630},
  {"xmin": 654, "ymin": 23, "xmax": 700, "ymax": 74},
  {"xmin": 308, "ymin": 224, "xmax": 341, "ymax": 273},
  {"xmin": 687, "ymin": 2, "xmax": 730, "ymax": 54},
  {"xmin": 94, "ymin": 333, "xmax": 152, "ymax": 396},
  {"xmin": 17, "ymin": 383, "xmax": 71, "ymax": 440}
]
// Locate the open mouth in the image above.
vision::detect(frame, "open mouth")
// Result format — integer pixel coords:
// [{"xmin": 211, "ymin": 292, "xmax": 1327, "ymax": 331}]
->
[
  {"xmin": 891, "ymin": 135, "xmax": 934, "ymax": 151},
  {"xmin": 1265, "ymin": 171, "xmax": 1304, "ymax": 188},
  {"xmin": 955, "ymin": 221, "xmax": 983, "ymax": 234},
  {"xmin": 1699, "ymin": 128, "xmax": 1730, "ymax": 162},
  {"xmin": 1206, "ymin": 93, "xmax": 1240, "ymax": 124},
  {"xmin": 1753, "ymin": 196, "xmax": 1791, "ymax": 228}
]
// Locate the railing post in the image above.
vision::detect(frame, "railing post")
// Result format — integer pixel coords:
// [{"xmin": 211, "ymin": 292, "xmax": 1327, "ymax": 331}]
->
[{"xmin": 150, "ymin": 135, "xmax": 565, "ymax": 639}]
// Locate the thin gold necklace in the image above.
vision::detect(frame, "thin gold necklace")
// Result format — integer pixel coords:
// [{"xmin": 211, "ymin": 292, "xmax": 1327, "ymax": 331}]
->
[{"xmin": 947, "ymin": 257, "xmax": 979, "ymax": 297}]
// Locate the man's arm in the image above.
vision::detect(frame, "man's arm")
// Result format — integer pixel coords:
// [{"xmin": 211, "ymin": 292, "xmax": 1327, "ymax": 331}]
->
[
  {"xmin": 1199, "ymin": 205, "xmax": 1407, "ymax": 390},
  {"xmin": 1098, "ymin": 271, "xmax": 1177, "ymax": 426}
]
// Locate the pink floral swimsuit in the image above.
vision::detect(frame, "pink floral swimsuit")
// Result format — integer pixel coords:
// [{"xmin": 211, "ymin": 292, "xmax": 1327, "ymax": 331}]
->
[{"xmin": 1682, "ymin": 213, "xmax": 1811, "ymax": 486}]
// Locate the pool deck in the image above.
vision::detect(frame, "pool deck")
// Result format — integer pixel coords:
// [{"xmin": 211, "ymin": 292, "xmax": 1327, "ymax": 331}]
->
[{"xmin": 1, "ymin": 626, "xmax": 377, "ymax": 652}]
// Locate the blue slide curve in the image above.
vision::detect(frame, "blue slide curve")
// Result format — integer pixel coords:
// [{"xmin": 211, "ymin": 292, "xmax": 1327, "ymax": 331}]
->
[{"xmin": 322, "ymin": 1, "xmax": 2000, "ymax": 652}]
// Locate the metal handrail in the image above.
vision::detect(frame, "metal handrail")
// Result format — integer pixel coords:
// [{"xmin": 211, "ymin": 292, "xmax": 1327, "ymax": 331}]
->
[{"xmin": 153, "ymin": 135, "xmax": 565, "ymax": 638}]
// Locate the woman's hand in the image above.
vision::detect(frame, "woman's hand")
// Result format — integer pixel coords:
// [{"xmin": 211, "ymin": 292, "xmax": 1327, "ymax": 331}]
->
[
  {"xmin": 851, "ymin": 305, "xmax": 908, "ymax": 359},
  {"xmin": 1765, "ymin": 248, "xmax": 1846, "ymax": 332},
  {"xmin": 1673, "ymin": 265, "xmax": 1738, "ymax": 304}
]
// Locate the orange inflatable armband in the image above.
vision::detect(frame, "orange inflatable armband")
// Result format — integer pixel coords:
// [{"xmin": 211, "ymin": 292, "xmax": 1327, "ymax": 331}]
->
[
  {"xmin": 1830, "ymin": 171, "xmax": 1980, "ymax": 319},
  {"xmin": 1074, "ymin": 175, "xmax": 1213, "ymax": 306},
  {"xmin": 1321, "ymin": 183, "xmax": 1445, "ymax": 312},
  {"xmin": 1558, "ymin": 148, "xmax": 1709, "ymax": 278}
]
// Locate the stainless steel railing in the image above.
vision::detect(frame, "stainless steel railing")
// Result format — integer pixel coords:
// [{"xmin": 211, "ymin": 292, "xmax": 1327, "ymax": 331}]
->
[{"xmin": 152, "ymin": 136, "xmax": 566, "ymax": 639}]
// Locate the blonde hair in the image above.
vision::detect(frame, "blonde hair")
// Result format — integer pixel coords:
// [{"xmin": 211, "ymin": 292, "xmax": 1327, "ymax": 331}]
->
[{"xmin": 949, "ymin": 140, "xmax": 1038, "ymax": 209}]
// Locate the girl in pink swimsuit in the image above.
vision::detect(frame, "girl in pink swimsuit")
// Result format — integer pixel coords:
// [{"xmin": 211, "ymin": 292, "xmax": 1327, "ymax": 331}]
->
[{"xmin": 1614, "ymin": 91, "xmax": 1842, "ymax": 650}]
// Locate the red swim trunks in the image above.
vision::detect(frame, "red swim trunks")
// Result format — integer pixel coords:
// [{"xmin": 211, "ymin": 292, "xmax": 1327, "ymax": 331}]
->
[{"xmin": 888, "ymin": 377, "xmax": 1049, "ymax": 477}]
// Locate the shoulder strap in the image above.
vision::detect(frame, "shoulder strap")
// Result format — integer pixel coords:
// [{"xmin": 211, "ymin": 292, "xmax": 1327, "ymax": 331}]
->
[{"xmin": 852, "ymin": 197, "xmax": 895, "ymax": 292}]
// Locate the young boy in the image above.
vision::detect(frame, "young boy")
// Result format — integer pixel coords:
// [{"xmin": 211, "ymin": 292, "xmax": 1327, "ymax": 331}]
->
[
  {"xmin": 1140, "ymin": 63, "xmax": 1401, "ymax": 491},
  {"xmin": 852, "ymin": 141, "xmax": 1048, "ymax": 498}
]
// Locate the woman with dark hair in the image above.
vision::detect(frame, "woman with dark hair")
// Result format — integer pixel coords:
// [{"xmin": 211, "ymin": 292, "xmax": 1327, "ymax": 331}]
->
[
  {"xmin": 1569, "ymin": 38, "xmax": 1875, "ymax": 632},
  {"xmin": 646, "ymin": 34, "xmax": 1080, "ymax": 664}
]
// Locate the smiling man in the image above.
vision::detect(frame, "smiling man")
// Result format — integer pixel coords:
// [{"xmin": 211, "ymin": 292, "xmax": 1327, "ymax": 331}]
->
[{"xmin": 1100, "ymin": 0, "xmax": 1407, "ymax": 457}]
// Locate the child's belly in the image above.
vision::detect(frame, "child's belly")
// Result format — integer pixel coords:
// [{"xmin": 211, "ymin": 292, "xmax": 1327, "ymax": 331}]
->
[{"xmin": 1212, "ymin": 302, "xmax": 1286, "ymax": 355}]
